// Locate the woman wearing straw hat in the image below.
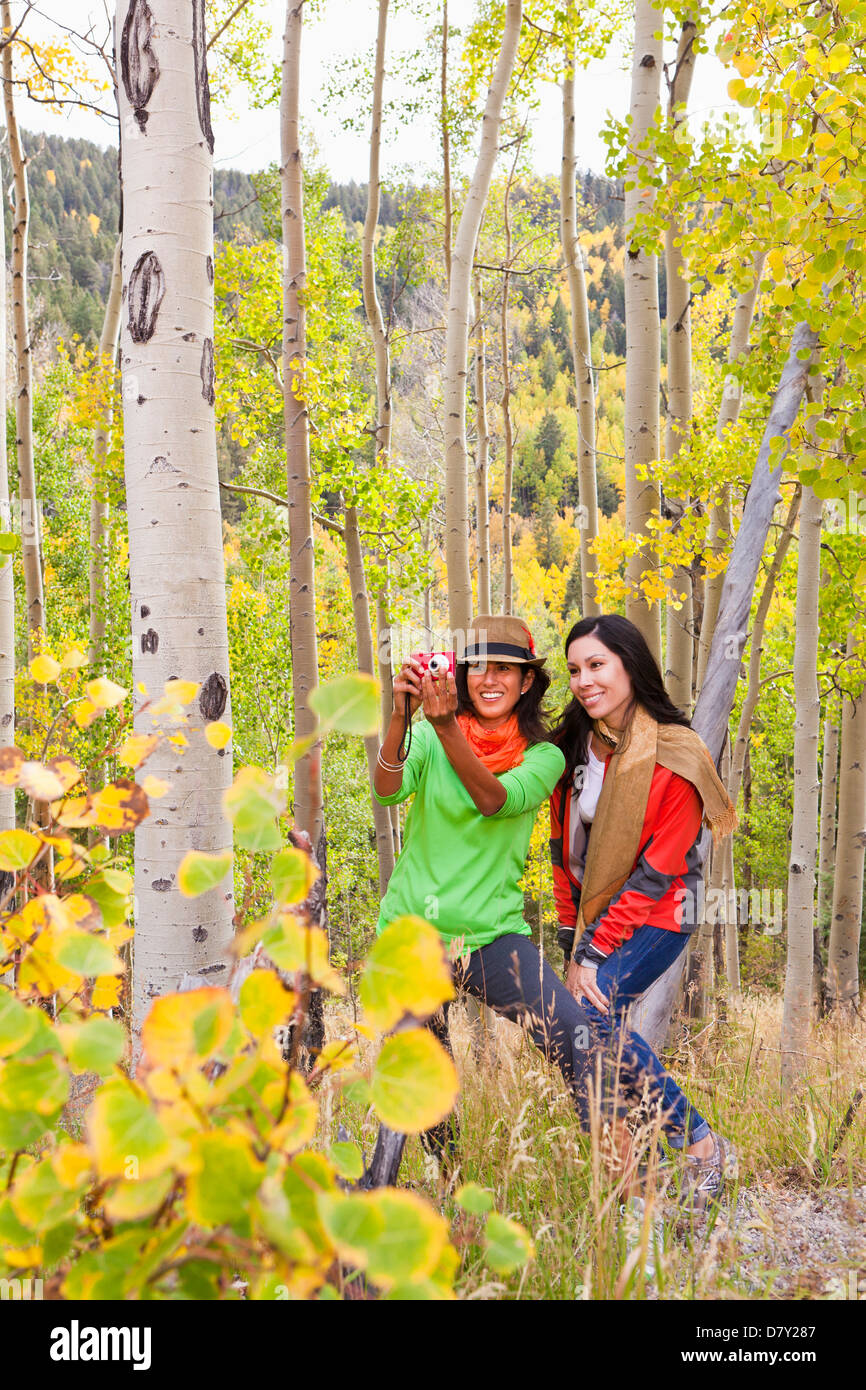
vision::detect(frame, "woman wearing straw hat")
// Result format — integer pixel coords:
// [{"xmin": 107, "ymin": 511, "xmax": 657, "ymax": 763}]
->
[
  {"xmin": 374, "ymin": 614, "xmax": 595, "ymax": 1119},
  {"xmin": 550, "ymin": 613, "xmax": 739, "ymax": 1207}
]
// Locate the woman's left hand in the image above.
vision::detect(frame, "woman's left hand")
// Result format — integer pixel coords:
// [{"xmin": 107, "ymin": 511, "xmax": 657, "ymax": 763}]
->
[
  {"xmin": 422, "ymin": 669, "xmax": 458, "ymax": 727},
  {"xmin": 566, "ymin": 958, "xmax": 609, "ymax": 1015}
]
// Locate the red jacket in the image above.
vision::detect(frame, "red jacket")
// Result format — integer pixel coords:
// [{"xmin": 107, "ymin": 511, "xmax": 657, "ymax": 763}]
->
[{"xmin": 549, "ymin": 758, "xmax": 703, "ymax": 963}]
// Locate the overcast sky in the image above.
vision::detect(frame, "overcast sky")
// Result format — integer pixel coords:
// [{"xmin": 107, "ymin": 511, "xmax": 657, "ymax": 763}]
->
[{"xmin": 16, "ymin": 0, "xmax": 738, "ymax": 182}]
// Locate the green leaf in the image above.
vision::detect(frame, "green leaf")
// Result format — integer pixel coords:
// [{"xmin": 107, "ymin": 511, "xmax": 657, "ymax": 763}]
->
[
  {"xmin": 360, "ymin": 916, "xmax": 454, "ymax": 1032},
  {"xmin": 271, "ymin": 847, "xmax": 318, "ymax": 905},
  {"xmin": 223, "ymin": 766, "xmax": 283, "ymax": 852},
  {"xmin": 80, "ymin": 873, "xmax": 131, "ymax": 928},
  {"xmin": 309, "ymin": 672, "xmax": 379, "ymax": 735},
  {"xmin": 371, "ymin": 1028, "xmax": 459, "ymax": 1133},
  {"xmin": 318, "ymin": 1189, "xmax": 450, "ymax": 1290},
  {"xmin": 328, "ymin": 1140, "xmax": 364, "ymax": 1181},
  {"xmin": 59, "ymin": 1017, "xmax": 126, "ymax": 1075},
  {"xmin": 87, "ymin": 1078, "xmax": 174, "ymax": 1180},
  {"xmin": 186, "ymin": 1132, "xmax": 263, "ymax": 1231},
  {"xmin": 0, "ymin": 829, "xmax": 42, "ymax": 872},
  {"xmin": 0, "ymin": 991, "xmax": 38, "ymax": 1057},
  {"xmin": 455, "ymin": 1182, "xmax": 494, "ymax": 1216},
  {"xmin": 484, "ymin": 1212, "xmax": 533, "ymax": 1274},
  {"xmin": 55, "ymin": 931, "xmax": 122, "ymax": 978},
  {"xmin": 177, "ymin": 849, "xmax": 233, "ymax": 897},
  {"xmin": 0, "ymin": 532, "xmax": 19, "ymax": 553}
]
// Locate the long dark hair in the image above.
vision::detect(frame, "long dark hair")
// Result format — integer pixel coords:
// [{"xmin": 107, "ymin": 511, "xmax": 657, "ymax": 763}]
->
[
  {"xmin": 456, "ymin": 661, "xmax": 552, "ymax": 746},
  {"xmin": 552, "ymin": 614, "xmax": 690, "ymax": 786}
]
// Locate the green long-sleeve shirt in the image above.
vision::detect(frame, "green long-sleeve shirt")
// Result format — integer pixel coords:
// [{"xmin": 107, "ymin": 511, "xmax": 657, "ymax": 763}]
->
[{"xmin": 373, "ymin": 718, "xmax": 566, "ymax": 950}]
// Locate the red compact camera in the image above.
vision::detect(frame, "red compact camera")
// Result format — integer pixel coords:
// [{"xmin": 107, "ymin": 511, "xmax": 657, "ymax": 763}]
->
[{"xmin": 410, "ymin": 650, "xmax": 455, "ymax": 678}]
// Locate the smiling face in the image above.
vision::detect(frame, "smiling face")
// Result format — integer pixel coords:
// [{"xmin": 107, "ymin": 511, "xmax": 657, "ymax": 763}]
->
[
  {"xmin": 465, "ymin": 660, "xmax": 534, "ymax": 728},
  {"xmin": 566, "ymin": 633, "xmax": 634, "ymax": 730}
]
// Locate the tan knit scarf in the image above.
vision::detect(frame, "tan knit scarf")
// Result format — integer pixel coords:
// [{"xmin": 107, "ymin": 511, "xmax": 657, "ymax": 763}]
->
[{"xmin": 574, "ymin": 703, "xmax": 738, "ymax": 949}]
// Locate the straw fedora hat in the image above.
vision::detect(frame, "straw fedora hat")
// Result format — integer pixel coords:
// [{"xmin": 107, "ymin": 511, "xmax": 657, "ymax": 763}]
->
[{"xmin": 458, "ymin": 614, "xmax": 546, "ymax": 667}]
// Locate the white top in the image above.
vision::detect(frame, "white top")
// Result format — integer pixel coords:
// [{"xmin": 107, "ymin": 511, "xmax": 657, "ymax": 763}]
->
[{"xmin": 577, "ymin": 745, "xmax": 606, "ymax": 824}]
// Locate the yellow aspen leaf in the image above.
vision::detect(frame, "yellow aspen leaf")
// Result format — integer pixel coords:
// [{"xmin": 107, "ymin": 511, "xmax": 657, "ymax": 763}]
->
[
  {"xmin": 87, "ymin": 1078, "xmax": 174, "ymax": 1180},
  {"xmin": 86, "ymin": 677, "xmax": 128, "ymax": 709},
  {"xmin": 136, "ymin": 681, "xmax": 148, "ymax": 696},
  {"xmin": 164, "ymin": 679, "xmax": 199, "ymax": 705},
  {"xmin": 54, "ymin": 794, "xmax": 98, "ymax": 829},
  {"xmin": 60, "ymin": 645, "xmax": 88, "ymax": 670},
  {"xmin": 270, "ymin": 1074, "xmax": 318, "ymax": 1154},
  {"xmin": 371, "ymin": 1029, "xmax": 459, "ymax": 1133},
  {"xmin": 0, "ymin": 747, "xmax": 24, "ymax": 785},
  {"xmin": 167, "ymin": 732, "xmax": 189, "ymax": 748},
  {"xmin": 118, "ymin": 733, "xmax": 160, "ymax": 768},
  {"xmin": 52, "ymin": 1144, "xmax": 92, "ymax": 1190},
  {"xmin": 92, "ymin": 975, "xmax": 122, "ymax": 1010},
  {"xmin": 74, "ymin": 699, "xmax": 100, "ymax": 729},
  {"xmin": 239, "ymin": 969, "xmax": 296, "ymax": 1037},
  {"xmin": 90, "ymin": 780, "xmax": 150, "ymax": 836},
  {"xmin": 205, "ymin": 720, "xmax": 231, "ymax": 749},
  {"xmin": 45, "ymin": 756, "xmax": 83, "ymax": 793},
  {"xmin": 733, "ymin": 52, "xmax": 757, "ymax": 78},
  {"xmin": 261, "ymin": 915, "xmax": 345, "ymax": 996},
  {"xmin": 30, "ymin": 654, "xmax": 61, "ymax": 684},
  {"xmin": 19, "ymin": 762, "xmax": 66, "ymax": 801},
  {"xmin": 141, "ymin": 987, "xmax": 235, "ymax": 1068},
  {"xmin": 141, "ymin": 775, "xmax": 170, "ymax": 798},
  {"xmin": 814, "ymin": 130, "xmax": 835, "ymax": 153}
]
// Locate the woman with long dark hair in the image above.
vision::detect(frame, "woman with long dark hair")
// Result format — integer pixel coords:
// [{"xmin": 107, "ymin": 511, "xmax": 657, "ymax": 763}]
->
[
  {"xmin": 374, "ymin": 614, "xmax": 595, "ymax": 1130},
  {"xmin": 550, "ymin": 614, "xmax": 738, "ymax": 1207}
]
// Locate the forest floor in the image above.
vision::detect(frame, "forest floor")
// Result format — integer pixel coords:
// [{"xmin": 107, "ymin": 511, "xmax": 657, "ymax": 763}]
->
[{"xmin": 338, "ymin": 988, "xmax": 866, "ymax": 1300}]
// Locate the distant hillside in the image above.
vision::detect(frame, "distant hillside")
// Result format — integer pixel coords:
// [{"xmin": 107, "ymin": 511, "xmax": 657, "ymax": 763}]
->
[{"xmin": 2, "ymin": 131, "xmax": 267, "ymax": 342}]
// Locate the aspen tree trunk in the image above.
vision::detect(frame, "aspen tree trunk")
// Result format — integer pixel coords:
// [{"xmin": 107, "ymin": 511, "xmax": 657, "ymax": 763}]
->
[
  {"xmin": 827, "ymin": 630, "xmax": 866, "ymax": 1012},
  {"xmin": 696, "ymin": 253, "xmax": 765, "ymax": 689},
  {"xmin": 623, "ymin": 0, "xmax": 662, "ymax": 660},
  {"xmin": 814, "ymin": 702, "xmax": 838, "ymax": 1014},
  {"xmin": 362, "ymin": 0, "xmax": 394, "ymax": 734},
  {"xmin": 630, "ymin": 322, "xmax": 819, "ymax": 1052},
  {"xmin": 444, "ymin": 0, "xmax": 521, "ymax": 639},
  {"xmin": 722, "ymin": 833, "xmax": 739, "ymax": 993},
  {"xmin": 500, "ymin": 249, "xmax": 515, "ymax": 616},
  {"xmin": 781, "ymin": 485, "xmax": 822, "ymax": 1088},
  {"xmin": 560, "ymin": 21, "xmax": 598, "ymax": 617},
  {"xmin": 1, "ymin": 10, "xmax": 43, "ymax": 653},
  {"xmin": 88, "ymin": 236, "xmax": 123, "ymax": 668},
  {"xmin": 344, "ymin": 504, "xmax": 395, "ymax": 895},
  {"xmin": 473, "ymin": 274, "xmax": 491, "ymax": 614},
  {"xmin": 441, "ymin": 0, "xmax": 452, "ymax": 283},
  {"xmin": 116, "ymin": 0, "xmax": 234, "ymax": 1041},
  {"xmin": 0, "ymin": 118, "xmax": 13, "ymax": 832},
  {"xmin": 663, "ymin": 17, "xmax": 697, "ymax": 710},
  {"xmin": 728, "ymin": 486, "xmax": 801, "ymax": 803},
  {"xmin": 282, "ymin": 0, "xmax": 323, "ymax": 847}
]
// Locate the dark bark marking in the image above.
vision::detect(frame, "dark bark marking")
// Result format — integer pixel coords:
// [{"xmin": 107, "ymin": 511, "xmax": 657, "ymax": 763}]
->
[
  {"xmin": 152, "ymin": 878, "xmax": 172, "ymax": 891},
  {"xmin": 141, "ymin": 628, "xmax": 159, "ymax": 653},
  {"xmin": 200, "ymin": 337, "xmax": 215, "ymax": 406},
  {"xmin": 192, "ymin": 0, "xmax": 215, "ymax": 153},
  {"xmin": 140, "ymin": 604, "xmax": 150, "ymax": 617},
  {"xmin": 206, "ymin": 255, "xmax": 214, "ymax": 285},
  {"xmin": 121, "ymin": 0, "xmax": 160, "ymax": 133},
  {"xmin": 192, "ymin": 926, "xmax": 208, "ymax": 942},
  {"xmin": 146, "ymin": 455, "xmax": 179, "ymax": 475},
  {"xmin": 199, "ymin": 672, "xmax": 228, "ymax": 720},
  {"xmin": 639, "ymin": 53, "xmax": 656, "ymax": 68},
  {"xmin": 128, "ymin": 250, "xmax": 166, "ymax": 344},
  {"xmin": 197, "ymin": 627, "xmax": 204, "ymax": 635}
]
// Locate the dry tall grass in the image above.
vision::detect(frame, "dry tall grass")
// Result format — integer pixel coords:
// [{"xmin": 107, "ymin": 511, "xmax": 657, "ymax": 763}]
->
[{"xmin": 330, "ymin": 991, "xmax": 866, "ymax": 1300}]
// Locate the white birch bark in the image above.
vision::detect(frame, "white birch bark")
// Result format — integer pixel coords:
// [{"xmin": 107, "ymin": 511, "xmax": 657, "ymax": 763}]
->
[
  {"xmin": 663, "ymin": 17, "xmax": 697, "ymax": 709},
  {"xmin": 281, "ymin": 0, "xmax": 323, "ymax": 848},
  {"xmin": 623, "ymin": 0, "xmax": 662, "ymax": 660},
  {"xmin": 362, "ymin": 0, "xmax": 394, "ymax": 734},
  {"xmin": 814, "ymin": 701, "xmax": 838, "ymax": 1013},
  {"xmin": 696, "ymin": 252, "xmax": 766, "ymax": 690},
  {"xmin": 1, "ymin": 8, "xmax": 43, "ymax": 653},
  {"xmin": 0, "ymin": 91, "xmax": 13, "ymax": 830},
  {"xmin": 781, "ymin": 485, "xmax": 822, "ymax": 1088},
  {"xmin": 473, "ymin": 274, "xmax": 491, "ymax": 615},
  {"xmin": 88, "ymin": 236, "xmax": 123, "ymax": 668},
  {"xmin": 827, "ymin": 630, "xmax": 866, "ymax": 1012},
  {"xmin": 116, "ymin": 0, "xmax": 234, "ymax": 1042},
  {"xmin": 560, "ymin": 23, "xmax": 598, "ymax": 617},
  {"xmin": 444, "ymin": 0, "xmax": 521, "ymax": 639},
  {"xmin": 441, "ymin": 0, "xmax": 452, "ymax": 284}
]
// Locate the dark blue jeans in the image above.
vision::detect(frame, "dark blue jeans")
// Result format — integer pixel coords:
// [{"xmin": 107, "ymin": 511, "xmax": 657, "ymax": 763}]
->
[
  {"xmin": 581, "ymin": 924, "xmax": 710, "ymax": 1149},
  {"xmin": 435, "ymin": 933, "xmax": 596, "ymax": 1124}
]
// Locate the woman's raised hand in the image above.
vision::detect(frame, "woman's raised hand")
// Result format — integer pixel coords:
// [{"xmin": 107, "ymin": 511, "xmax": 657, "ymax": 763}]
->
[
  {"xmin": 421, "ymin": 669, "xmax": 458, "ymax": 727},
  {"xmin": 393, "ymin": 660, "xmax": 424, "ymax": 718}
]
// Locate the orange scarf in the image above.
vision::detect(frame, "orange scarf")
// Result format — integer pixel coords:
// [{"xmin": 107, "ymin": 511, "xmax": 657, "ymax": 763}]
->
[{"xmin": 457, "ymin": 713, "xmax": 527, "ymax": 773}]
